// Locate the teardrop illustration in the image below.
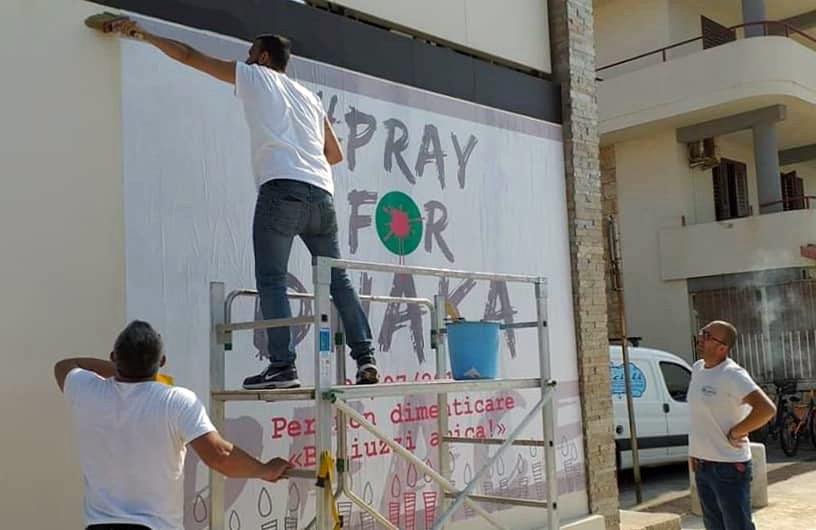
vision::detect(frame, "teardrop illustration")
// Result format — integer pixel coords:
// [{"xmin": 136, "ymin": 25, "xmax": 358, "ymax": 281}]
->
[
  {"xmin": 406, "ymin": 463, "xmax": 418, "ymax": 488},
  {"xmin": 228, "ymin": 510, "xmax": 241, "ymax": 530},
  {"xmin": 463, "ymin": 463, "xmax": 472, "ymax": 483},
  {"xmin": 193, "ymin": 492, "xmax": 208, "ymax": 523},
  {"xmin": 515, "ymin": 453, "xmax": 527, "ymax": 474},
  {"xmin": 391, "ymin": 474, "xmax": 402, "ymax": 498},
  {"xmin": 258, "ymin": 486, "xmax": 273, "ymax": 518},
  {"xmin": 288, "ymin": 483, "xmax": 301, "ymax": 512},
  {"xmin": 363, "ymin": 481, "xmax": 374, "ymax": 504}
]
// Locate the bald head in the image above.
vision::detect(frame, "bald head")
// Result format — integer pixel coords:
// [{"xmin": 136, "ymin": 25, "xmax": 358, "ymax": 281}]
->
[
  {"xmin": 707, "ymin": 320, "xmax": 737, "ymax": 349},
  {"xmin": 696, "ymin": 320, "xmax": 738, "ymax": 367}
]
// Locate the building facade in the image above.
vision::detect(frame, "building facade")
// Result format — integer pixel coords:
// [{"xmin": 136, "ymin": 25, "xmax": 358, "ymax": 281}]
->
[
  {"xmin": 596, "ymin": 0, "xmax": 816, "ymax": 386},
  {"xmin": 2, "ymin": 0, "xmax": 617, "ymax": 528}
]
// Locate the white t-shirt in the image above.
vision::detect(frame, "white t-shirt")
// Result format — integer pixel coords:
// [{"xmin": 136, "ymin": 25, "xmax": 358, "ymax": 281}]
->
[
  {"xmin": 687, "ymin": 358, "xmax": 759, "ymax": 462},
  {"xmin": 64, "ymin": 368, "xmax": 215, "ymax": 530},
  {"xmin": 235, "ymin": 62, "xmax": 334, "ymax": 194}
]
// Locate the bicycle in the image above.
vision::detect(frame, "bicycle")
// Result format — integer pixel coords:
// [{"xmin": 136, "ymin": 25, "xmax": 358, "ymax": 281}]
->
[
  {"xmin": 749, "ymin": 380, "xmax": 805, "ymax": 456},
  {"xmin": 777, "ymin": 388, "xmax": 816, "ymax": 457}
]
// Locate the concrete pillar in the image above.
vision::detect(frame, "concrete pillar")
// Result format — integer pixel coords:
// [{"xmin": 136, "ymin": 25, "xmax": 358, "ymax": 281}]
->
[
  {"xmin": 690, "ymin": 443, "xmax": 769, "ymax": 516},
  {"xmin": 742, "ymin": 0, "xmax": 767, "ymax": 37},
  {"xmin": 549, "ymin": 1, "xmax": 619, "ymax": 529},
  {"xmin": 753, "ymin": 122, "xmax": 783, "ymax": 214}
]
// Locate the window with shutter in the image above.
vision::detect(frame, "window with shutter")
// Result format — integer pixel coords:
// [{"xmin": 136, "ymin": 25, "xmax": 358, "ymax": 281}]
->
[
  {"xmin": 713, "ymin": 165, "xmax": 729, "ymax": 221},
  {"xmin": 734, "ymin": 162, "xmax": 749, "ymax": 217},
  {"xmin": 701, "ymin": 16, "xmax": 737, "ymax": 49},
  {"xmin": 781, "ymin": 171, "xmax": 805, "ymax": 210},
  {"xmin": 712, "ymin": 159, "xmax": 749, "ymax": 220}
]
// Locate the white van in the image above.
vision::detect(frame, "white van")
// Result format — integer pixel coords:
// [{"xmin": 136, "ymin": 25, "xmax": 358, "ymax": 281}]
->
[{"xmin": 609, "ymin": 345, "xmax": 693, "ymax": 470}]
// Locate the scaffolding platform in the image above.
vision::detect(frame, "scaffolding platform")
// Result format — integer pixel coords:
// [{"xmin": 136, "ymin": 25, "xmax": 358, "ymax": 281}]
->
[{"xmin": 208, "ymin": 257, "xmax": 560, "ymax": 530}]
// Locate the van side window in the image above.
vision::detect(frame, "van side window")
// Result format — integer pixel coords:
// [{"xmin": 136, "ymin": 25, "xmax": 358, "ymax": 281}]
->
[{"xmin": 659, "ymin": 362, "xmax": 691, "ymax": 402}]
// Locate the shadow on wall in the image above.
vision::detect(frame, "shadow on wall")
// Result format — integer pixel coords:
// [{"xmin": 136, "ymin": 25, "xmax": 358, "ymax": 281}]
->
[{"xmin": 183, "ymin": 416, "xmax": 264, "ymax": 529}]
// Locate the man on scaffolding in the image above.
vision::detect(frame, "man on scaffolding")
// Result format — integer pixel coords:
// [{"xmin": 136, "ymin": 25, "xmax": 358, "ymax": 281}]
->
[{"xmin": 107, "ymin": 19, "xmax": 379, "ymax": 389}]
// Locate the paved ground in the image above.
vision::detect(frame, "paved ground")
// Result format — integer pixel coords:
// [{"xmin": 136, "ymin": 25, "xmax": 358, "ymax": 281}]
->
[{"xmin": 618, "ymin": 445, "xmax": 816, "ymax": 529}]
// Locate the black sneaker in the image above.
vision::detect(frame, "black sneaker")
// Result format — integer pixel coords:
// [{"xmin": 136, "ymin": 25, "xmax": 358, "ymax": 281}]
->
[
  {"xmin": 242, "ymin": 364, "xmax": 301, "ymax": 389},
  {"xmin": 355, "ymin": 357, "xmax": 379, "ymax": 385}
]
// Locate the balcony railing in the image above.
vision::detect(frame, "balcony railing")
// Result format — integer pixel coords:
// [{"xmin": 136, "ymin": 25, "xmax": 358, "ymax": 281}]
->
[
  {"xmin": 597, "ymin": 20, "xmax": 816, "ymax": 80},
  {"xmin": 760, "ymin": 195, "xmax": 816, "ymax": 212}
]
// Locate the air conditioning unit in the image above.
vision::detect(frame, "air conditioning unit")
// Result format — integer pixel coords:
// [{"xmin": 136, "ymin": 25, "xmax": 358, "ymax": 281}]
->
[{"xmin": 688, "ymin": 137, "xmax": 719, "ymax": 169}]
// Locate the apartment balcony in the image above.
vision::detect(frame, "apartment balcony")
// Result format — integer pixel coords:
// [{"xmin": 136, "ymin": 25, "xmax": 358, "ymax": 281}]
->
[
  {"xmin": 597, "ymin": 21, "xmax": 816, "ymax": 147},
  {"xmin": 658, "ymin": 201, "xmax": 816, "ymax": 280}
]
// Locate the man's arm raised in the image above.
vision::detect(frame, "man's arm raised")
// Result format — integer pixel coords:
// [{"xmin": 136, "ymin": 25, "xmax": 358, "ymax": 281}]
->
[{"xmin": 113, "ymin": 19, "xmax": 236, "ymax": 84}]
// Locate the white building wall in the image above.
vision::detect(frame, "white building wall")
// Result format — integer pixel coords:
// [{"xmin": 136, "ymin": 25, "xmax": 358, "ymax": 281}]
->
[
  {"xmin": 330, "ymin": 0, "xmax": 552, "ymax": 72},
  {"xmin": 595, "ymin": 0, "xmax": 670, "ymax": 70},
  {"xmin": 615, "ymin": 129, "xmax": 695, "ymax": 359},
  {"xmin": 0, "ymin": 2, "xmax": 125, "ymax": 528},
  {"xmin": 667, "ymin": 0, "xmax": 742, "ymax": 44}
]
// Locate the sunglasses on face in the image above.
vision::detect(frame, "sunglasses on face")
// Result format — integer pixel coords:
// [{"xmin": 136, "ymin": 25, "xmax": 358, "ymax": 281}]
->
[{"xmin": 698, "ymin": 330, "xmax": 727, "ymax": 346}]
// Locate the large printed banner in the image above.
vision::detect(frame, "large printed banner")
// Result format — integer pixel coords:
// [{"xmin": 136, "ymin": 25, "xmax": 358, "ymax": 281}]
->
[{"xmin": 122, "ymin": 17, "xmax": 586, "ymax": 530}]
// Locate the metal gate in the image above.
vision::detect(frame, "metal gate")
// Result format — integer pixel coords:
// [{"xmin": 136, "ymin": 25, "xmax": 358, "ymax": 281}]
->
[{"xmin": 690, "ymin": 279, "xmax": 816, "ymax": 384}]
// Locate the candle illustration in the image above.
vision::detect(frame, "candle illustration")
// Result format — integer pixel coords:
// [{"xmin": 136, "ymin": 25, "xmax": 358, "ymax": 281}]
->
[
  {"xmin": 360, "ymin": 511, "xmax": 375, "ymax": 530},
  {"xmin": 388, "ymin": 501, "xmax": 401, "ymax": 527},
  {"xmin": 338, "ymin": 501, "xmax": 352, "ymax": 523},
  {"xmin": 518, "ymin": 476, "xmax": 529, "ymax": 499},
  {"xmin": 499, "ymin": 478, "xmax": 509, "ymax": 496},
  {"xmin": 422, "ymin": 491, "xmax": 437, "ymax": 529},
  {"xmin": 404, "ymin": 492, "xmax": 417, "ymax": 530},
  {"xmin": 484, "ymin": 482, "xmax": 496, "ymax": 513},
  {"xmin": 532, "ymin": 461, "xmax": 545, "ymax": 499}
]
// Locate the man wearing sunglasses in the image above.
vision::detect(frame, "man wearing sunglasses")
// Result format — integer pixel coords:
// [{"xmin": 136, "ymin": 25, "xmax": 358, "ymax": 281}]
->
[
  {"xmin": 104, "ymin": 18, "xmax": 379, "ymax": 389},
  {"xmin": 688, "ymin": 320, "xmax": 775, "ymax": 530}
]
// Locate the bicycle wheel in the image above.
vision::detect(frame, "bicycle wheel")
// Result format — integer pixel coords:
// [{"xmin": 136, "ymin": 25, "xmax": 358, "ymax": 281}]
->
[{"xmin": 780, "ymin": 413, "xmax": 800, "ymax": 457}]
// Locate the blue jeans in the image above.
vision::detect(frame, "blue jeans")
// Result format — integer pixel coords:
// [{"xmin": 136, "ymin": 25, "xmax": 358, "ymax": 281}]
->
[
  {"xmin": 253, "ymin": 179, "xmax": 374, "ymax": 367},
  {"xmin": 695, "ymin": 460, "xmax": 755, "ymax": 530}
]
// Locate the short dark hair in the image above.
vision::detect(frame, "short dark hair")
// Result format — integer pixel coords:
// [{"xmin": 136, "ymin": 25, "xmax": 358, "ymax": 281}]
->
[
  {"xmin": 113, "ymin": 320, "xmax": 163, "ymax": 378},
  {"xmin": 255, "ymin": 34, "xmax": 291, "ymax": 71}
]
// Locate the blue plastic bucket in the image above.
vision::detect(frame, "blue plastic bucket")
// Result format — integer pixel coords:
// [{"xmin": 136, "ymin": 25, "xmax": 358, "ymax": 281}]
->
[{"xmin": 446, "ymin": 321, "xmax": 500, "ymax": 380}]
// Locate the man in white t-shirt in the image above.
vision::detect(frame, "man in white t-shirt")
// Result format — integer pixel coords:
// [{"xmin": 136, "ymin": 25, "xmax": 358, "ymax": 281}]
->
[
  {"xmin": 55, "ymin": 321, "xmax": 292, "ymax": 530},
  {"xmin": 688, "ymin": 320, "xmax": 775, "ymax": 530},
  {"xmin": 104, "ymin": 18, "xmax": 379, "ymax": 390}
]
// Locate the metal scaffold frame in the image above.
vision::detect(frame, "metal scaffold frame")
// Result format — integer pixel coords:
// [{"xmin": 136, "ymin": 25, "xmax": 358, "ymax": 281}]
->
[{"xmin": 209, "ymin": 257, "xmax": 560, "ymax": 530}]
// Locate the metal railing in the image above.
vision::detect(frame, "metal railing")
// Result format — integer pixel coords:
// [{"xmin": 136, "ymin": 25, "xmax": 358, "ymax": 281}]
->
[
  {"xmin": 759, "ymin": 195, "xmax": 816, "ymax": 212},
  {"xmin": 597, "ymin": 20, "xmax": 816, "ymax": 79}
]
